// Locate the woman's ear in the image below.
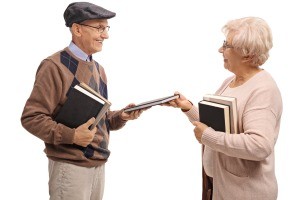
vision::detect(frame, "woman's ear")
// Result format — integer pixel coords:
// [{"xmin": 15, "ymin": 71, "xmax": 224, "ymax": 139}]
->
[{"xmin": 242, "ymin": 54, "xmax": 254, "ymax": 63}]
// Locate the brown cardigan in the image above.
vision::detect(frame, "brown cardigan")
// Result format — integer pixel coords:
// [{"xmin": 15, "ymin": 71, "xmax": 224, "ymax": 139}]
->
[{"xmin": 21, "ymin": 48, "xmax": 127, "ymax": 167}]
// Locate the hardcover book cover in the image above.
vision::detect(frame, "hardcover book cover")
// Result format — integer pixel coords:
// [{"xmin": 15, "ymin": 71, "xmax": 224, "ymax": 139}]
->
[
  {"xmin": 54, "ymin": 83, "xmax": 111, "ymax": 129},
  {"xmin": 198, "ymin": 100, "xmax": 231, "ymax": 133}
]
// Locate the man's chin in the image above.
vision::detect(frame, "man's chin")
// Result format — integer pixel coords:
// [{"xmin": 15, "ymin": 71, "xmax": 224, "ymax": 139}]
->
[{"xmin": 94, "ymin": 47, "xmax": 103, "ymax": 53}]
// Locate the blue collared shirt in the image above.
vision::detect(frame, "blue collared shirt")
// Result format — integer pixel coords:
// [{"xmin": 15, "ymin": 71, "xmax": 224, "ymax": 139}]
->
[{"xmin": 68, "ymin": 42, "xmax": 92, "ymax": 62}]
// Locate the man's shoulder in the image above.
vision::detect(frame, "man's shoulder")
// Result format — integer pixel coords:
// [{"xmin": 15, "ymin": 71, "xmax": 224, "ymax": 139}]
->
[
  {"xmin": 45, "ymin": 47, "xmax": 69, "ymax": 62},
  {"xmin": 43, "ymin": 47, "xmax": 81, "ymax": 70},
  {"xmin": 37, "ymin": 47, "xmax": 76, "ymax": 73}
]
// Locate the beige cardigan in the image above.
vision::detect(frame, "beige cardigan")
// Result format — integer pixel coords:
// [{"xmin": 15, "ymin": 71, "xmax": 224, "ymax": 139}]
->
[{"xmin": 185, "ymin": 70, "xmax": 282, "ymax": 200}]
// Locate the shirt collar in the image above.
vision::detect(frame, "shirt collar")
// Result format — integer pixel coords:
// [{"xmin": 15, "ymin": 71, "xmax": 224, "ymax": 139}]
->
[{"xmin": 68, "ymin": 42, "xmax": 92, "ymax": 62}]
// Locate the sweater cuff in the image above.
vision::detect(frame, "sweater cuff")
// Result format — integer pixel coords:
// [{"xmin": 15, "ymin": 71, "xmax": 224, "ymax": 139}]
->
[
  {"xmin": 111, "ymin": 110, "xmax": 128, "ymax": 130},
  {"xmin": 184, "ymin": 106, "xmax": 199, "ymax": 121},
  {"xmin": 201, "ymin": 127, "xmax": 220, "ymax": 146},
  {"xmin": 117, "ymin": 110, "xmax": 128, "ymax": 124},
  {"xmin": 181, "ymin": 100, "xmax": 194, "ymax": 112},
  {"xmin": 55, "ymin": 124, "xmax": 75, "ymax": 145}
]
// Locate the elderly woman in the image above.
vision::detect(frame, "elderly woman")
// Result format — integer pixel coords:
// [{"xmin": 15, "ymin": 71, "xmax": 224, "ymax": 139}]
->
[{"xmin": 166, "ymin": 17, "xmax": 282, "ymax": 200}]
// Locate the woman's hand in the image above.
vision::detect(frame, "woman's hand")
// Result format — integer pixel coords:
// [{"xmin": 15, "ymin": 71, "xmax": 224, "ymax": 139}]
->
[
  {"xmin": 192, "ymin": 121, "xmax": 208, "ymax": 143},
  {"xmin": 162, "ymin": 92, "xmax": 193, "ymax": 111}
]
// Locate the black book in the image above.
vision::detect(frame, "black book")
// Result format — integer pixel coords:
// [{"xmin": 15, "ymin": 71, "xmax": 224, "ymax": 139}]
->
[
  {"xmin": 203, "ymin": 94, "xmax": 238, "ymax": 134},
  {"xmin": 54, "ymin": 83, "xmax": 111, "ymax": 129},
  {"xmin": 198, "ymin": 100, "xmax": 231, "ymax": 133}
]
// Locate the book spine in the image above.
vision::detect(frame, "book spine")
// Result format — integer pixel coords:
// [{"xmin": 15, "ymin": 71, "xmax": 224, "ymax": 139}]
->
[{"xmin": 90, "ymin": 103, "xmax": 111, "ymax": 130}]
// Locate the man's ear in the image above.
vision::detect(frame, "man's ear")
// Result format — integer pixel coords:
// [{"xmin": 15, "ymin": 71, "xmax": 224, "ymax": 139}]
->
[{"xmin": 71, "ymin": 23, "xmax": 82, "ymax": 36}]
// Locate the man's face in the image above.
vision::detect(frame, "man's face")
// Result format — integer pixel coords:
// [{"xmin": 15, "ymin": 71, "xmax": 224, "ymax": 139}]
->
[{"xmin": 75, "ymin": 19, "xmax": 109, "ymax": 55}]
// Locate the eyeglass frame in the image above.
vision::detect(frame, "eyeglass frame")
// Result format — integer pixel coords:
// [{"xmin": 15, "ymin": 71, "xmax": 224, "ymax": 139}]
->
[
  {"xmin": 222, "ymin": 40, "xmax": 234, "ymax": 49},
  {"xmin": 79, "ymin": 23, "xmax": 110, "ymax": 33}
]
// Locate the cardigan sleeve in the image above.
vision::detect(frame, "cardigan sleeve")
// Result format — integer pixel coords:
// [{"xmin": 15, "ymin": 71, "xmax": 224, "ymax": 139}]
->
[
  {"xmin": 184, "ymin": 105, "xmax": 199, "ymax": 122},
  {"xmin": 201, "ymin": 82, "xmax": 282, "ymax": 161},
  {"xmin": 21, "ymin": 60, "xmax": 75, "ymax": 145},
  {"xmin": 106, "ymin": 110, "xmax": 127, "ymax": 130}
]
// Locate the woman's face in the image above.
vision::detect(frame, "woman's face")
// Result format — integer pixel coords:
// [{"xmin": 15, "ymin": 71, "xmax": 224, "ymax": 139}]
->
[{"xmin": 218, "ymin": 35, "xmax": 244, "ymax": 73}]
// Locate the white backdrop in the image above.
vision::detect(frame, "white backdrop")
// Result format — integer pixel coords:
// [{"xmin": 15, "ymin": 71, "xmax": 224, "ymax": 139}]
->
[{"xmin": 1, "ymin": 0, "xmax": 298, "ymax": 199}]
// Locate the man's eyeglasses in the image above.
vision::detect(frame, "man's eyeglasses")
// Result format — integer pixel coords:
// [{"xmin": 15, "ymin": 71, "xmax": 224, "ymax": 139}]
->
[
  {"xmin": 80, "ymin": 24, "xmax": 110, "ymax": 33},
  {"xmin": 222, "ymin": 40, "xmax": 234, "ymax": 49}
]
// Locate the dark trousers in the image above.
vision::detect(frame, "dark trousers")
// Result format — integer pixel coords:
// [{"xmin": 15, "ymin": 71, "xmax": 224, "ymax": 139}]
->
[{"xmin": 202, "ymin": 145, "xmax": 213, "ymax": 200}]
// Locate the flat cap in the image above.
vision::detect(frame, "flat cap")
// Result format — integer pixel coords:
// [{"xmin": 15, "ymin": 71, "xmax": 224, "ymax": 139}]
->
[{"xmin": 64, "ymin": 2, "xmax": 116, "ymax": 27}]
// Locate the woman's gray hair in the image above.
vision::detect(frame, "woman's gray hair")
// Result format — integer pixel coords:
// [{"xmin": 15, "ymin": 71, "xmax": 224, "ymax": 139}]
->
[{"xmin": 222, "ymin": 17, "xmax": 273, "ymax": 67}]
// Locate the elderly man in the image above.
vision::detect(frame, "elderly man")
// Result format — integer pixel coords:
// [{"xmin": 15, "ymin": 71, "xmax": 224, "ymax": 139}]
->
[{"xmin": 21, "ymin": 2, "xmax": 144, "ymax": 200}]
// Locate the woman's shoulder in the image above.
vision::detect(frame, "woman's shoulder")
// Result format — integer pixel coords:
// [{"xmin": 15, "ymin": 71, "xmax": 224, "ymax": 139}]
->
[
  {"xmin": 255, "ymin": 70, "xmax": 280, "ymax": 91},
  {"xmin": 215, "ymin": 75, "xmax": 235, "ymax": 94}
]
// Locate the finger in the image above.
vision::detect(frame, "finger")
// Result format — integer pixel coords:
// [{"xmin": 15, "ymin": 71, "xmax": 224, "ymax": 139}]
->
[
  {"xmin": 128, "ymin": 111, "xmax": 137, "ymax": 119},
  {"xmin": 133, "ymin": 110, "xmax": 142, "ymax": 118},
  {"xmin": 168, "ymin": 101, "xmax": 177, "ymax": 107},
  {"xmin": 175, "ymin": 91, "xmax": 187, "ymax": 100},
  {"xmin": 134, "ymin": 111, "xmax": 141, "ymax": 118},
  {"xmin": 90, "ymin": 126, "xmax": 97, "ymax": 133},
  {"xmin": 86, "ymin": 117, "xmax": 96, "ymax": 126},
  {"xmin": 124, "ymin": 103, "xmax": 135, "ymax": 109}
]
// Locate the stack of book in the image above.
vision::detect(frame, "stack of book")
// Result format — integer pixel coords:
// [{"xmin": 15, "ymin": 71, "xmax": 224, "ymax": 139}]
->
[{"xmin": 198, "ymin": 94, "xmax": 238, "ymax": 134}]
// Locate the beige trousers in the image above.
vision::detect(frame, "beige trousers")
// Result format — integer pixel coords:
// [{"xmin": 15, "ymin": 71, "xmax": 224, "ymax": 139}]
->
[{"xmin": 48, "ymin": 159, "xmax": 105, "ymax": 200}]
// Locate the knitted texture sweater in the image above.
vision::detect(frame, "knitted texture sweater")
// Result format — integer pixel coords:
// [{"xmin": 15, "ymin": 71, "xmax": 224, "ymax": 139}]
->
[
  {"xmin": 21, "ymin": 47, "xmax": 127, "ymax": 167},
  {"xmin": 185, "ymin": 70, "xmax": 282, "ymax": 200}
]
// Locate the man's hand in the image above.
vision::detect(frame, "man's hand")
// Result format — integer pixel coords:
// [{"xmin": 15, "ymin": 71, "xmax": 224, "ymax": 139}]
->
[
  {"xmin": 74, "ymin": 117, "xmax": 97, "ymax": 147},
  {"xmin": 120, "ymin": 103, "xmax": 147, "ymax": 121}
]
